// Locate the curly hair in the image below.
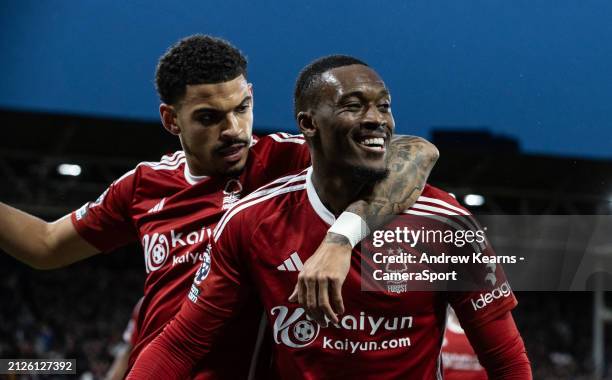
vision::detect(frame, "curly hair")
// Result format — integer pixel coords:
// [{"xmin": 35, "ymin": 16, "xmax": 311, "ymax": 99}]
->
[
  {"xmin": 293, "ymin": 55, "xmax": 368, "ymax": 118},
  {"xmin": 155, "ymin": 35, "xmax": 247, "ymax": 105}
]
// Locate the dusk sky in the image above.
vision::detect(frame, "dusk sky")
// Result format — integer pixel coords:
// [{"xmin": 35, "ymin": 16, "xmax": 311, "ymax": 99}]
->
[{"xmin": 2, "ymin": 0, "xmax": 611, "ymax": 159}]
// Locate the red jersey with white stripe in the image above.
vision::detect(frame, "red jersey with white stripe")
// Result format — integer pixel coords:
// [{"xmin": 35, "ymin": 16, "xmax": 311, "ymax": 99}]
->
[
  {"xmin": 70, "ymin": 133, "xmax": 309, "ymax": 378},
  {"xmin": 442, "ymin": 311, "xmax": 487, "ymax": 380},
  {"xmin": 164, "ymin": 167, "xmax": 517, "ymax": 380}
]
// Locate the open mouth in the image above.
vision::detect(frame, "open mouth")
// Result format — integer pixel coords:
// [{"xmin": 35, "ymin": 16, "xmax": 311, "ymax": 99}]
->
[{"xmin": 356, "ymin": 136, "xmax": 386, "ymax": 153}]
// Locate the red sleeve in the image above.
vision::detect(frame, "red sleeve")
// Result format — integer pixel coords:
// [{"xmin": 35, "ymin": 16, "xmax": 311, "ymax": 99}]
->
[
  {"xmin": 446, "ymin": 240, "xmax": 518, "ymax": 328},
  {"xmin": 127, "ymin": 211, "xmax": 252, "ymax": 379},
  {"xmin": 461, "ymin": 311, "xmax": 532, "ymax": 379},
  {"xmin": 70, "ymin": 169, "xmax": 138, "ymax": 251},
  {"xmin": 422, "ymin": 188, "xmax": 518, "ymax": 326}
]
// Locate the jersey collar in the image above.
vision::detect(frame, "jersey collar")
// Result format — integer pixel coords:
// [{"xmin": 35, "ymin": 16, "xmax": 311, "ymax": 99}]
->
[
  {"xmin": 184, "ymin": 163, "xmax": 209, "ymax": 185},
  {"xmin": 305, "ymin": 167, "xmax": 336, "ymax": 227}
]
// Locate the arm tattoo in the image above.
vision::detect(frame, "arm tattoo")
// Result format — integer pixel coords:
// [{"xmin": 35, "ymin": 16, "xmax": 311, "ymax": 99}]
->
[{"xmin": 346, "ymin": 135, "xmax": 439, "ymax": 222}]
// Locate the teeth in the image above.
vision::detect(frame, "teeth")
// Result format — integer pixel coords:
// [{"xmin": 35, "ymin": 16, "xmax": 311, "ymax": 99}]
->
[{"xmin": 360, "ymin": 137, "xmax": 385, "ymax": 147}]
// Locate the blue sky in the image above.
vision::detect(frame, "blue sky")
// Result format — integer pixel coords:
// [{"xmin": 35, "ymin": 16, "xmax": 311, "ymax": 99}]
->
[{"xmin": 1, "ymin": 0, "xmax": 611, "ymax": 158}]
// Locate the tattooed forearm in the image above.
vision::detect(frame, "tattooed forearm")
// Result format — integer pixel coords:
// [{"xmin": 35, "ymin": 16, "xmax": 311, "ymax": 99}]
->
[{"xmin": 346, "ymin": 135, "xmax": 439, "ymax": 220}]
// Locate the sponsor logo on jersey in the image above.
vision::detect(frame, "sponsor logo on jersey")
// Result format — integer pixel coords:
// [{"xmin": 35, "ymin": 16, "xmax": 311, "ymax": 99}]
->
[
  {"xmin": 141, "ymin": 227, "xmax": 213, "ymax": 273},
  {"xmin": 270, "ymin": 305, "xmax": 413, "ymax": 349},
  {"xmin": 75, "ymin": 203, "xmax": 89, "ymax": 221},
  {"xmin": 470, "ymin": 281, "xmax": 512, "ymax": 311},
  {"xmin": 277, "ymin": 252, "xmax": 303, "ymax": 272},
  {"xmin": 75, "ymin": 188, "xmax": 110, "ymax": 221},
  {"xmin": 271, "ymin": 306, "xmax": 320, "ymax": 348},
  {"xmin": 143, "ymin": 232, "xmax": 170, "ymax": 273},
  {"xmin": 193, "ymin": 244, "xmax": 212, "ymax": 285},
  {"xmin": 188, "ymin": 284, "xmax": 200, "ymax": 303},
  {"xmin": 484, "ymin": 262, "xmax": 497, "ymax": 286},
  {"xmin": 383, "ymin": 248, "xmax": 409, "ymax": 293}
]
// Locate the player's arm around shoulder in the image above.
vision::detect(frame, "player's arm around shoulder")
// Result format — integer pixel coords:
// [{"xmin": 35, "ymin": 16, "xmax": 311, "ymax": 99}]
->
[
  {"xmin": 347, "ymin": 134, "xmax": 439, "ymax": 217},
  {"xmin": 0, "ymin": 203, "xmax": 98, "ymax": 269},
  {"xmin": 290, "ymin": 135, "xmax": 439, "ymax": 324}
]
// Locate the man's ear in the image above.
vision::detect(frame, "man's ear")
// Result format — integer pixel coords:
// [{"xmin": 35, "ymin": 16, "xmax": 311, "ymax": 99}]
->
[
  {"xmin": 297, "ymin": 111, "xmax": 317, "ymax": 138},
  {"xmin": 160, "ymin": 104, "xmax": 180, "ymax": 135}
]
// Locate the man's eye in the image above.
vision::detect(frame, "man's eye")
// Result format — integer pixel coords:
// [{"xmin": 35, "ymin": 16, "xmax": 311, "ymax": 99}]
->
[
  {"xmin": 235, "ymin": 104, "xmax": 250, "ymax": 113},
  {"xmin": 345, "ymin": 103, "xmax": 362, "ymax": 110},
  {"xmin": 197, "ymin": 113, "xmax": 220, "ymax": 125},
  {"xmin": 378, "ymin": 103, "xmax": 391, "ymax": 112}
]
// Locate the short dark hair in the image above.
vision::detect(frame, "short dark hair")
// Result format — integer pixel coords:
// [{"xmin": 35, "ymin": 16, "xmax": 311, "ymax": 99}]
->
[
  {"xmin": 155, "ymin": 35, "xmax": 247, "ymax": 105},
  {"xmin": 293, "ymin": 55, "xmax": 368, "ymax": 118}
]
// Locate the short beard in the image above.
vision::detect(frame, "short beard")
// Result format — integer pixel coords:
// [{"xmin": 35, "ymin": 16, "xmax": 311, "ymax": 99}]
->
[
  {"xmin": 348, "ymin": 165, "xmax": 389, "ymax": 184},
  {"xmin": 224, "ymin": 164, "xmax": 246, "ymax": 178}
]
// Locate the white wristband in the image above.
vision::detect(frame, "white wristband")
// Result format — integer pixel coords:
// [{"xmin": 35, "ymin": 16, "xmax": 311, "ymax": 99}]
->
[{"xmin": 328, "ymin": 212, "xmax": 370, "ymax": 248}]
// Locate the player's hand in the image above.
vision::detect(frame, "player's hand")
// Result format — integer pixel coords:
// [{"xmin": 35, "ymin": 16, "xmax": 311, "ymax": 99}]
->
[{"xmin": 288, "ymin": 232, "xmax": 351, "ymax": 325}]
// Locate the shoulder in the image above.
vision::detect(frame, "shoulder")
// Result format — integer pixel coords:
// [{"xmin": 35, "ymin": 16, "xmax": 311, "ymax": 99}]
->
[
  {"xmin": 213, "ymin": 168, "xmax": 309, "ymax": 241},
  {"xmin": 410, "ymin": 184, "xmax": 471, "ymax": 216},
  {"xmin": 404, "ymin": 184, "xmax": 483, "ymax": 233},
  {"xmin": 249, "ymin": 133, "xmax": 306, "ymax": 155},
  {"xmin": 256, "ymin": 132, "xmax": 306, "ymax": 146},
  {"xmin": 114, "ymin": 151, "xmax": 186, "ymax": 186}
]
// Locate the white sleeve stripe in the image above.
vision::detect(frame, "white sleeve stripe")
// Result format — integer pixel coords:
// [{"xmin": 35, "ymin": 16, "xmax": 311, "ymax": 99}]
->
[
  {"xmin": 151, "ymin": 151, "xmax": 185, "ymax": 166},
  {"xmin": 405, "ymin": 206, "xmax": 479, "ymax": 232},
  {"xmin": 403, "ymin": 209, "xmax": 433, "ymax": 216},
  {"xmin": 415, "ymin": 196, "xmax": 481, "ymax": 230},
  {"xmin": 417, "ymin": 196, "xmax": 470, "ymax": 215},
  {"xmin": 402, "ymin": 210, "xmax": 486, "ymax": 251},
  {"xmin": 279, "ymin": 132, "xmax": 304, "ymax": 139},
  {"xmin": 407, "ymin": 203, "xmax": 481, "ymax": 235},
  {"xmin": 269, "ymin": 133, "xmax": 306, "ymax": 144},
  {"xmin": 114, "ymin": 157, "xmax": 186, "ymax": 185},
  {"xmin": 213, "ymin": 184, "xmax": 306, "ymax": 241},
  {"xmin": 411, "ymin": 203, "xmax": 464, "ymax": 216},
  {"xmin": 257, "ymin": 172, "xmax": 308, "ymax": 190},
  {"xmin": 146, "ymin": 160, "xmax": 185, "ymax": 171},
  {"xmin": 149, "ymin": 153, "xmax": 185, "ymax": 168}
]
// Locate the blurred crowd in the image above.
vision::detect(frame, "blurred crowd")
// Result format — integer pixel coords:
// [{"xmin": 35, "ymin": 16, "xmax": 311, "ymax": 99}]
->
[
  {"xmin": 1, "ymin": 251, "xmax": 610, "ymax": 379},
  {"xmin": 0, "ymin": 248, "xmax": 143, "ymax": 380}
]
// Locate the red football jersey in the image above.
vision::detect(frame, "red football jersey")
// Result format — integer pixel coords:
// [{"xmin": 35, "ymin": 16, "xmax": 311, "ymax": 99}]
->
[
  {"xmin": 70, "ymin": 133, "xmax": 310, "ymax": 378},
  {"xmin": 163, "ymin": 167, "xmax": 518, "ymax": 379},
  {"xmin": 442, "ymin": 310, "xmax": 487, "ymax": 380}
]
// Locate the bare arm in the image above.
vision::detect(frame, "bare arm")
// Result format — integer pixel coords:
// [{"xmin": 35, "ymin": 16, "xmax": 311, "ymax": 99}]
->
[
  {"xmin": 291, "ymin": 136, "xmax": 439, "ymax": 323},
  {"xmin": 105, "ymin": 343, "xmax": 132, "ymax": 380},
  {"xmin": 0, "ymin": 202, "xmax": 98, "ymax": 269}
]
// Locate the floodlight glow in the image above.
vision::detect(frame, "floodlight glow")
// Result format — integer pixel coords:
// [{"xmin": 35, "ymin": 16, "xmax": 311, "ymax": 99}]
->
[
  {"xmin": 57, "ymin": 164, "xmax": 82, "ymax": 176},
  {"xmin": 464, "ymin": 194, "xmax": 485, "ymax": 206}
]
